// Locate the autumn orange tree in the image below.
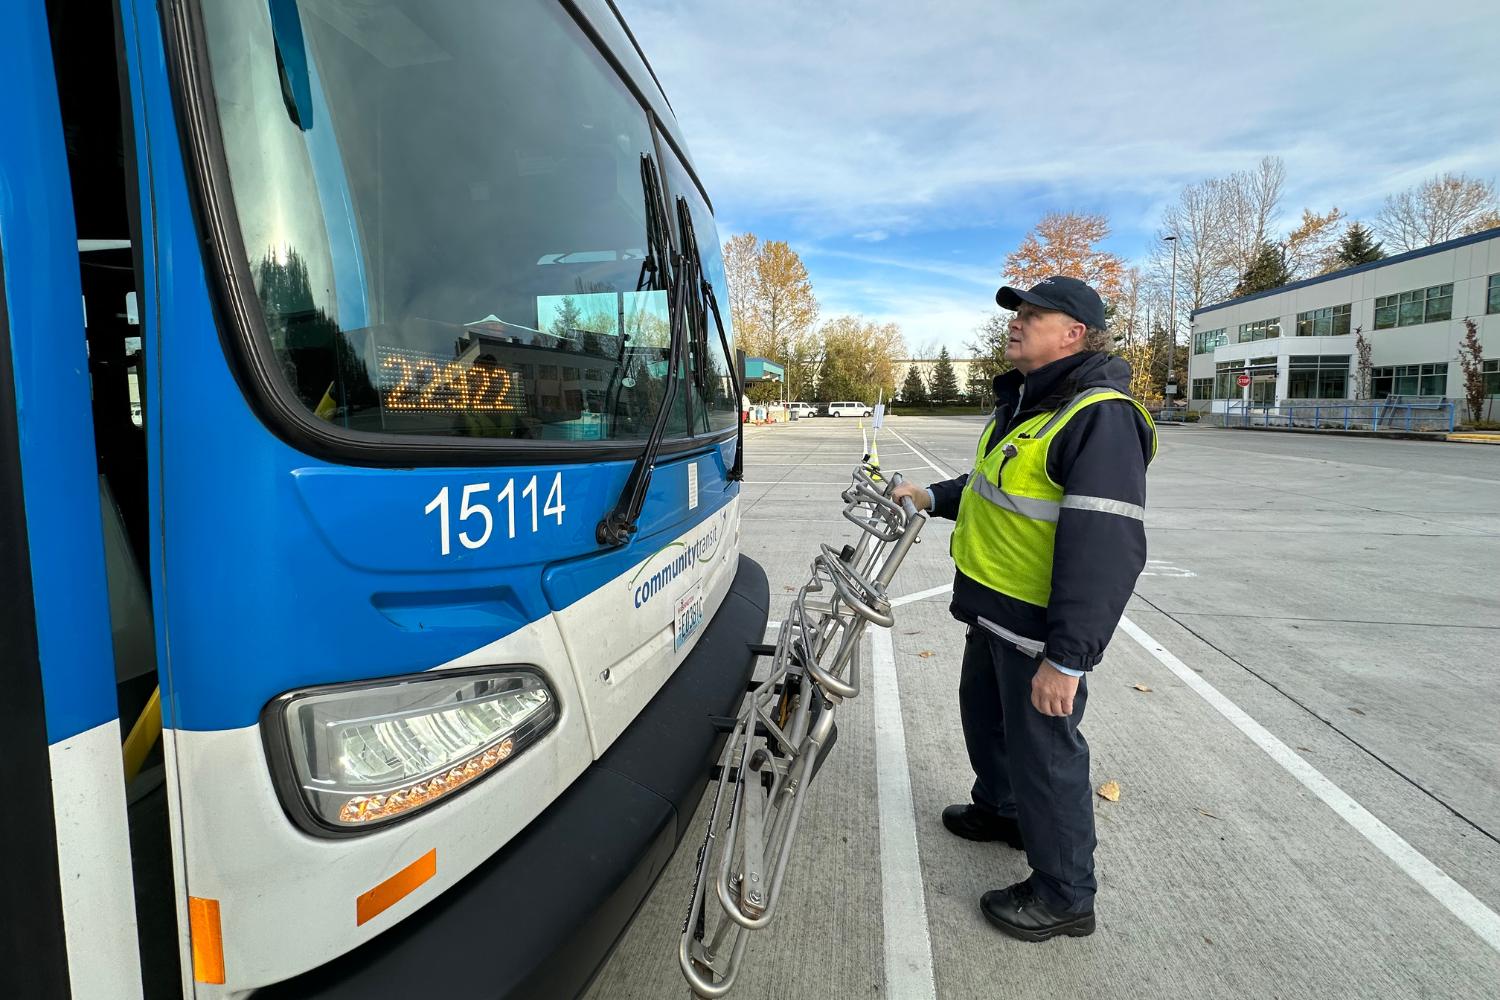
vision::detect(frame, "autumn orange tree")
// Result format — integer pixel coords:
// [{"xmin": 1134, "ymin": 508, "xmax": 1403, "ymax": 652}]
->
[
  {"xmin": 721, "ymin": 234, "xmax": 820, "ymax": 401},
  {"xmin": 1005, "ymin": 212, "xmax": 1125, "ymax": 303}
]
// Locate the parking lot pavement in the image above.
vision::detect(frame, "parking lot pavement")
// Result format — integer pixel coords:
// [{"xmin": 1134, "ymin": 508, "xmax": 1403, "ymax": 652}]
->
[{"xmin": 587, "ymin": 417, "xmax": 1500, "ymax": 1000}]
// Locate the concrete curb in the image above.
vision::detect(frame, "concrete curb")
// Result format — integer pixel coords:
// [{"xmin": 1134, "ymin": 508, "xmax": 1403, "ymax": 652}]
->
[{"xmin": 1447, "ymin": 432, "xmax": 1500, "ymax": 445}]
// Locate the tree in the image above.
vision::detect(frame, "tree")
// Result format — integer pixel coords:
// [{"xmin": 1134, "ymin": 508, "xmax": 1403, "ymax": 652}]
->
[
  {"xmin": 817, "ymin": 316, "xmax": 903, "ymax": 404},
  {"xmin": 1282, "ymin": 207, "xmax": 1345, "ymax": 279},
  {"xmin": 1152, "ymin": 179, "xmax": 1235, "ymax": 343},
  {"xmin": 1218, "ymin": 156, "xmax": 1286, "ymax": 281},
  {"xmin": 1353, "ymin": 328, "xmax": 1372, "ymax": 400},
  {"xmin": 1119, "ymin": 337, "xmax": 1159, "ymax": 406},
  {"xmin": 1375, "ymin": 173, "xmax": 1500, "ymax": 252},
  {"xmin": 966, "ymin": 313, "xmax": 1014, "ymax": 392},
  {"xmin": 1458, "ymin": 318, "xmax": 1486, "ymax": 424},
  {"xmin": 965, "ymin": 361, "xmax": 992, "ymax": 409},
  {"xmin": 721, "ymin": 234, "xmax": 821, "ymax": 401},
  {"xmin": 900, "ymin": 364, "xmax": 928, "ymax": 406},
  {"xmin": 722, "ymin": 232, "xmax": 761, "ymax": 345},
  {"xmin": 752, "ymin": 240, "xmax": 820, "ymax": 400},
  {"xmin": 929, "ymin": 347, "xmax": 959, "ymax": 405},
  {"xmin": 1467, "ymin": 210, "xmax": 1500, "ymax": 235},
  {"xmin": 1233, "ymin": 241, "xmax": 1291, "ymax": 297},
  {"xmin": 550, "ymin": 295, "xmax": 584, "ymax": 339},
  {"xmin": 1333, "ymin": 223, "xmax": 1386, "ymax": 270},
  {"xmin": 1005, "ymin": 212, "xmax": 1125, "ymax": 301}
]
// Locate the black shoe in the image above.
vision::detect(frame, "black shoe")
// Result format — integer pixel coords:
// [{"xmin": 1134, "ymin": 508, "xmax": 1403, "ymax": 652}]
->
[
  {"xmin": 981, "ymin": 881, "xmax": 1095, "ymax": 942},
  {"xmin": 941, "ymin": 804, "xmax": 1025, "ymax": 850}
]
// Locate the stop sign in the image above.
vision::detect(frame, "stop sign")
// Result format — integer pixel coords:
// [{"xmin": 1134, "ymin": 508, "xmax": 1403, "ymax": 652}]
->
[{"xmin": 1236, "ymin": 373, "xmax": 1251, "ymax": 388}]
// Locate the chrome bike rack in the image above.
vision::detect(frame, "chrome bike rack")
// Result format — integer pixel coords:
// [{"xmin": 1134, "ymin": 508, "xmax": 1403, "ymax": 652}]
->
[{"xmin": 680, "ymin": 462, "xmax": 926, "ymax": 998}]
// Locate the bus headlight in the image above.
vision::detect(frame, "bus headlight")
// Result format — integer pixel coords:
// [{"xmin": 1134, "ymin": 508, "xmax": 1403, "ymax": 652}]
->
[{"xmin": 263, "ymin": 667, "xmax": 558, "ymax": 833}]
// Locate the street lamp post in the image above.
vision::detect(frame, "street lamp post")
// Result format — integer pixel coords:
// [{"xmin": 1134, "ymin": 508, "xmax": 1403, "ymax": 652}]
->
[{"xmin": 1164, "ymin": 234, "xmax": 1179, "ymax": 408}]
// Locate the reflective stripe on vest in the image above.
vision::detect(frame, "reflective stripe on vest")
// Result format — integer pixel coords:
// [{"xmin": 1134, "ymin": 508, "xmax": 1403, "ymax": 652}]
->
[{"xmin": 951, "ymin": 386, "xmax": 1156, "ymax": 609}]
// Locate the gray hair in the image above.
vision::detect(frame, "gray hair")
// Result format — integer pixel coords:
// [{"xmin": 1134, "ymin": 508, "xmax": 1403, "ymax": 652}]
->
[{"xmin": 1082, "ymin": 326, "xmax": 1114, "ymax": 353}]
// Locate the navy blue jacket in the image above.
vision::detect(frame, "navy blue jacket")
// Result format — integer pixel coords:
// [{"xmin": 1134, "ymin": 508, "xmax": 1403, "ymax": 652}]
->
[{"xmin": 928, "ymin": 350, "xmax": 1153, "ymax": 672}]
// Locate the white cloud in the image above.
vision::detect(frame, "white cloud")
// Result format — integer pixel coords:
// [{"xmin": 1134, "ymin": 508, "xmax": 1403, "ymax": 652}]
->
[{"xmin": 619, "ymin": 0, "xmax": 1499, "ymax": 241}]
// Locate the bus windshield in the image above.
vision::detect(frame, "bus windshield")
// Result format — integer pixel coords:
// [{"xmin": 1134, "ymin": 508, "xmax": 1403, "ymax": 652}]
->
[{"xmin": 197, "ymin": 0, "xmax": 735, "ymax": 443}]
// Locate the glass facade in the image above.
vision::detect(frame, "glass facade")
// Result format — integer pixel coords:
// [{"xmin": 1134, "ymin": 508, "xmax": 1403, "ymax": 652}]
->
[
  {"xmin": 1287, "ymin": 355, "xmax": 1351, "ymax": 399},
  {"xmin": 1240, "ymin": 317, "xmax": 1280, "ymax": 342},
  {"xmin": 1488, "ymin": 274, "xmax": 1499, "ymax": 315},
  {"xmin": 1370, "ymin": 363, "xmax": 1449, "ymax": 397},
  {"xmin": 1483, "ymin": 359, "xmax": 1499, "ymax": 397},
  {"xmin": 1295, "ymin": 304, "xmax": 1351, "ymax": 337},
  {"xmin": 1193, "ymin": 328, "xmax": 1228, "ymax": 354},
  {"xmin": 1213, "ymin": 360, "xmax": 1243, "ymax": 399},
  {"xmin": 1190, "ymin": 377, "xmax": 1213, "ymax": 401},
  {"xmin": 1373, "ymin": 284, "xmax": 1453, "ymax": 329}
]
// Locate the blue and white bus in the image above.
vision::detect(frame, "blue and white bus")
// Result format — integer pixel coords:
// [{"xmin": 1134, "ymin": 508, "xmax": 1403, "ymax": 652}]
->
[{"xmin": 1, "ymin": 1, "xmax": 765, "ymax": 997}]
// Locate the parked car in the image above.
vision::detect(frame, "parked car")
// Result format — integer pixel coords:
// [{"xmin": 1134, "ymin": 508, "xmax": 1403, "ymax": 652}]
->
[
  {"xmin": 788, "ymin": 401, "xmax": 817, "ymax": 418},
  {"xmin": 825, "ymin": 400, "xmax": 874, "ymax": 417}
]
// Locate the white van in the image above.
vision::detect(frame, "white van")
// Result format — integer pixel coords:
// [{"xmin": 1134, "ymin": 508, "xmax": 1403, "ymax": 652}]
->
[
  {"xmin": 825, "ymin": 400, "xmax": 873, "ymax": 417},
  {"xmin": 788, "ymin": 401, "xmax": 817, "ymax": 418}
]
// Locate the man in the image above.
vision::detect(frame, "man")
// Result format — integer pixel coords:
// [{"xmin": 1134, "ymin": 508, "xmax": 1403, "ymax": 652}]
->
[{"xmin": 892, "ymin": 275, "xmax": 1155, "ymax": 942}]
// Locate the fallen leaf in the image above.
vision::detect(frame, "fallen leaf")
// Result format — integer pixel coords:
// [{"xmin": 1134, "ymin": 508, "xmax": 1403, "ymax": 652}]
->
[
  {"xmin": 917, "ymin": 650, "xmax": 935, "ymax": 658},
  {"xmin": 1296, "ymin": 746, "xmax": 1313, "ymax": 753},
  {"xmin": 1097, "ymin": 780, "xmax": 1120, "ymax": 802},
  {"xmin": 1132, "ymin": 683, "xmax": 1153, "ymax": 693},
  {"xmin": 1348, "ymin": 707, "xmax": 1366, "ymax": 716},
  {"xmin": 1203, "ymin": 936, "xmax": 1214, "ymax": 945},
  {"xmin": 1196, "ymin": 808, "xmax": 1221, "ymax": 820}
]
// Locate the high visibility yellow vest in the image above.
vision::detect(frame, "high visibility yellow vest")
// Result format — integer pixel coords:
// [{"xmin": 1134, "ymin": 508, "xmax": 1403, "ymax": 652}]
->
[{"xmin": 951, "ymin": 387, "xmax": 1157, "ymax": 609}]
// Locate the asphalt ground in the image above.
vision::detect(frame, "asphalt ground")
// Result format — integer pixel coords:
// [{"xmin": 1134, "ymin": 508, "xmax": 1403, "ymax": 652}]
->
[{"xmin": 587, "ymin": 417, "xmax": 1500, "ymax": 1000}]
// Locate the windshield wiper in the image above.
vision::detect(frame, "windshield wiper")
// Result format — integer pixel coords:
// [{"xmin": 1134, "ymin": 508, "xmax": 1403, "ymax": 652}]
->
[
  {"xmin": 596, "ymin": 154, "xmax": 684, "ymax": 547},
  {"xmin": 675, "ymin": 199, "xmax": 744, "ymax": 482}
]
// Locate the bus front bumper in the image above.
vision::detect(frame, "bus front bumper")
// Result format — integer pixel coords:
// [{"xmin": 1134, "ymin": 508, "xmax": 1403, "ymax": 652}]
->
[{"xmin": 258, "ymin": 554, "xmax": 769, "ymax": 1000}]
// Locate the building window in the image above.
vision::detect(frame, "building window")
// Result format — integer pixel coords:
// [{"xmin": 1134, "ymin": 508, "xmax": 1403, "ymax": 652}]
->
[
  {"xmin": 1488, "ymin": 275, "xmax": 1500, "ymax": 315},
  {"xmin": 1483, "ymin": 359, "xmax": 1500, "ymax": 397},
  {"xmin": 1193, "ymin": 328, "xmax": 1228, "ymax": 354},
  {"xmin": 1370, "ymin": 362, "xmax": 1449, "ymax": 397},
  {"xmin": 1373, "ymin": 284, "xmax": 1453, "ymax": 329},
  {"xmin": 1213, "ymin": 360, "xmax": 1245, "ymax": 399},
  {"xmin": 1288, "ymin": 355, "xmax": 1351, "ymax": 399},
  {"xmin": 1190, "ymin": 377, "xmax": 1213, "ymax": 400},
  {"xmin": 1295, "ymin": 304, "xmax": 1351, "ymax": 337},
  {"xmin": 1240, "ymin": 317, "xmax": 1280, "ymax": 342}
]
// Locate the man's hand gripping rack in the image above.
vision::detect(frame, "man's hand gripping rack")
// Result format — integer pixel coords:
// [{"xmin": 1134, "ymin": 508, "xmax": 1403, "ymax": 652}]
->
[{"xmin": 679, "ymin": 463, "xmax": 926, "ymax": 997}]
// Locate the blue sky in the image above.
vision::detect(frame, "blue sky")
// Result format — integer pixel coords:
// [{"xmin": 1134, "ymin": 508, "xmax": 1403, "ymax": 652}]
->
[{"xmin": 616, "ymin": 0, "xmax": 1499, "ymax": 356}]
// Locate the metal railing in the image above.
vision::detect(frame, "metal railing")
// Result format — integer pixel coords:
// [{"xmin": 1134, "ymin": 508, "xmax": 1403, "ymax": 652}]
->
[
  {"xmin": 679, "ymin": 461, "xmax": 926, "ymax": 998},
  {"xmin": 1203, "ymin": 399, "xmax": 1455, "ymax": 433}
]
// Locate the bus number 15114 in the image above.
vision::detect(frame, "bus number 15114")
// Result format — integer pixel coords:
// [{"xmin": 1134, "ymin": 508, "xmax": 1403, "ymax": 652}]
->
[{"xmin": 424, "ymin": 473, "xmax": 566, "ymax": 556}]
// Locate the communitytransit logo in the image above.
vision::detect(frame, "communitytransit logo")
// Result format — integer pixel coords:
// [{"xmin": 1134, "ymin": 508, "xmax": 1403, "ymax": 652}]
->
[{"xmin": 630, "ymin": 512, "xmax": 727, "ymax": 609}]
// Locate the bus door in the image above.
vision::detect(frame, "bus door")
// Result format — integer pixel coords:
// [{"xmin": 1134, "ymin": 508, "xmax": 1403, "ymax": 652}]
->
[{"xmin": 0, "ymin": 3, "xmax": 145, "ymax": 997}]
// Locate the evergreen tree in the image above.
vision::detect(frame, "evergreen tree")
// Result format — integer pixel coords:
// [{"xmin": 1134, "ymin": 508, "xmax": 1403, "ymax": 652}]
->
[
  {"xmin": 1334, "ymin": 222, "xmax": 1385, "ymax": 269},
  {"xmin": 901, "ymin": 364, "xmax": 928, "ymax": 405},
  {"xmin": 1233, "ymin": 241, "xmax": 1291, "ymax": 297},
  {"xmin": 930, "ymin": 346, "xmax": 959, "ymax": 405}
]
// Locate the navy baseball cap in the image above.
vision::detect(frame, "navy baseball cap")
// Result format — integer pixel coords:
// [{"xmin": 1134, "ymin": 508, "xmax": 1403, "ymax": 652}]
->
[{"xmin": 996, "ymin": 275, "xmax": 1106, "ymax": 330}]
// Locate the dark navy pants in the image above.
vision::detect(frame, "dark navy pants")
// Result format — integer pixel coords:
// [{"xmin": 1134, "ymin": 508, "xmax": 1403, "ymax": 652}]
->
[{"xmin": 958, "ymin": 626, "xmax": 1097, "ymax": 912}]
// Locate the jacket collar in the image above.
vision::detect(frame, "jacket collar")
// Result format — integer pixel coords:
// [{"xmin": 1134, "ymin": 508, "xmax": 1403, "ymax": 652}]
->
[{"xmin": 992, "ymin": 351, "xmax": 1099, "ymax": 426}]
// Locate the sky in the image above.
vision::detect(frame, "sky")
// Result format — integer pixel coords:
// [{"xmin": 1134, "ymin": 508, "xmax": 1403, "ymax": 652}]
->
[{"xmin": 615, "ymin": 0, "xmax": 1500, "ymax": 356}]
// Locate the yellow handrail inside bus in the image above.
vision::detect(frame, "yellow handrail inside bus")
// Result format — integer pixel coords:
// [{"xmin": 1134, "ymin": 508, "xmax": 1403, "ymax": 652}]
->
[{"xmin": 123, "ymin": 685, "xmax": 162, "ymax": 782}]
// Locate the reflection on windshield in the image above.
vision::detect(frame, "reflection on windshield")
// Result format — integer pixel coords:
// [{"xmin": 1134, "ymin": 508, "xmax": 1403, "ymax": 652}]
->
[{"xmin": 199, "ymin": 0, "xmax": 709, "ymax": 442}]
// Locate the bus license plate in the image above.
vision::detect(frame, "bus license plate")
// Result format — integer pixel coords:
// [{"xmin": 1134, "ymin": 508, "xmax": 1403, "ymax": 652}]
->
[{"xmin": 675, "ymin": 582, "xmax": 705, "ymax": 651}]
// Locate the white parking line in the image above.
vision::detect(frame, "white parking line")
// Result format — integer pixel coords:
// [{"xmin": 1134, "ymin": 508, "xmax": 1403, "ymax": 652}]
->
[
  {"xmin": 1118, "ymin": 615, "xmax": 1500, "ymax": 955},
  {"xmin": 884, "ymin": 427, "xmax": 957, "ymax": 479},
  {"xmin": 891, "ymin": 583, "xmax": 954, "ymax": 608},
  {"xmin": 870, "ymin": 626, "xmax": 938, "ymax": 1000}
]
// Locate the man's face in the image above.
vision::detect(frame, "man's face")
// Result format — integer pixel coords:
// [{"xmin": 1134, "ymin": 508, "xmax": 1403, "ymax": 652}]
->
[{"xmin": 1004, "ymin": 304, "xmax": 1084, "ymax": 373}]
